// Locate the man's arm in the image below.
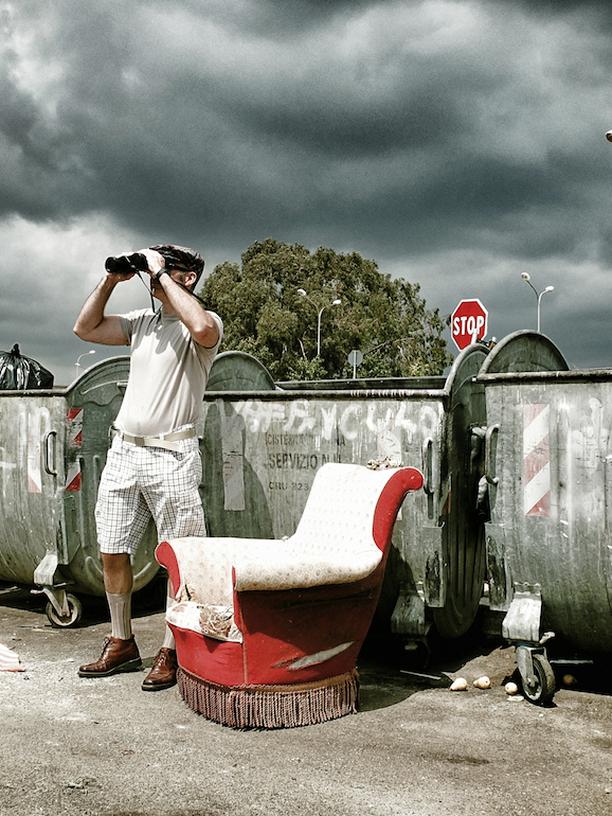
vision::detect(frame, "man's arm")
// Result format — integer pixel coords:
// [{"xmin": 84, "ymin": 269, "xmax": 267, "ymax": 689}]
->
[
  {"xmin": 156, "ymin": 275, "xmax": 220, "ymax": 348},
  {"xmin": 73, "ymin": 275, "xmax": 130, "ymax": 346}
]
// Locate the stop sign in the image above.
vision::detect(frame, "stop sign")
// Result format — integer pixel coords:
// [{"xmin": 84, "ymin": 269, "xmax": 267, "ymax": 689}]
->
[{"xmin": 450, "ymin": 299, "xmax": 488, "ymax": 351}]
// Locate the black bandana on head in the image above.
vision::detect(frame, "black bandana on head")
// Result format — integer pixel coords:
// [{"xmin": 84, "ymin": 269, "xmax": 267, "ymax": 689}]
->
[{"xmin": 149, "ymin": 243, "xmax": 205, "ymax": 280}]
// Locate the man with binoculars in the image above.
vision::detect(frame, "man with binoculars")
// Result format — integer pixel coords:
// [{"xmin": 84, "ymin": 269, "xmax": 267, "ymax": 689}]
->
[{"xmin": 74, "ymin": 244, "xmax": 222, "ymax": 691}]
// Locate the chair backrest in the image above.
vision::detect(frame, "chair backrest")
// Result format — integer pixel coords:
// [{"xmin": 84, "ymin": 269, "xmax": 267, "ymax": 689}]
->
[{"xmin": 292, "ymin": 463, "xmax": 423, "ymax": 555}]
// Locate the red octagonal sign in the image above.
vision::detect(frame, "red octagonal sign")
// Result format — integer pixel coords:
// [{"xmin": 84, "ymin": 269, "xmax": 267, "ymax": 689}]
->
[{"xmin": 451, "ymin": 299, "xmax": 488, "ymax": 351}]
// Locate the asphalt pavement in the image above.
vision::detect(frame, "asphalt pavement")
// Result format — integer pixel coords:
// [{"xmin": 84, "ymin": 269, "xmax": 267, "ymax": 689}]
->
[{"xmin": 1, "ymin": 590, "xmax": 611, "ymax": 816}]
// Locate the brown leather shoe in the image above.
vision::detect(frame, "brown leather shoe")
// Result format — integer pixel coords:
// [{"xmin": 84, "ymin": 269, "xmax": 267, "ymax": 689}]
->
[
  {"xmin": 78, "ymin": 636, "xmax": 141, "ymax": 678},
  {"xmin": 141, "ymin": 647, "xmax": 178, "ymax": 691}
]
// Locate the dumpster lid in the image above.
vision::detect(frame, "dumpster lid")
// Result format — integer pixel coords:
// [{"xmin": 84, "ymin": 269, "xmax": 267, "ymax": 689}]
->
[{"xmin": 478, "ymin": 331, "xmax": 568, "ymax": 377}]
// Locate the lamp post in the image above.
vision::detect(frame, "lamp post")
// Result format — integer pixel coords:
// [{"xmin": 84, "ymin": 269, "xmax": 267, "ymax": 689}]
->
[
  {"xmin": 74, "ymin": 349, "xmax": 96, "ymax": 379},
  {"xmin": 297, "ymin": 289, "xmax": 341, "ymax": 357},
  {"xmin": 520, "ymin": 272, "xmax": 554, "ymax": 333}
]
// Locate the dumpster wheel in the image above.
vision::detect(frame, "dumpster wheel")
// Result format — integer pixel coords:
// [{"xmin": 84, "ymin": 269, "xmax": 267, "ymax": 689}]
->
[
  {"xmin": 520, "ymin": 653, "xmax": 556, "ymax": 706},
  {"xmin": 46, "ymin": 593, "xmax": 83, "ymax": 628}
]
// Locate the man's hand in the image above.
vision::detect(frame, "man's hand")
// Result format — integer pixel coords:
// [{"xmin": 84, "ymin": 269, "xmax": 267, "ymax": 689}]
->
[
  {"xmin": 104, "ymin": 249, "xmax": 165, "ymax": 282},
  {"xmin": 138, "ymin": 249, "xmax": 166, "ymax": 277}
]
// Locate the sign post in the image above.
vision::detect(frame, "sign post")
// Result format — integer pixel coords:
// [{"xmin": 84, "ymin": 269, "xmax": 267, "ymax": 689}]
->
[
  {"xmin": 347, "ymin": 349, "xmax": 363, "ymax": 379},
  {"xmin": 450, "ymin": 299, "xmax": 488, "ymax": 351}
]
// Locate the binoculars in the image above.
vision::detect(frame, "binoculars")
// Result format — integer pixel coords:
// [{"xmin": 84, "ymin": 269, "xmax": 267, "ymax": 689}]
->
[{"xmin": 104, "ymin": 252, "xmax": 149, "ymax": 275}]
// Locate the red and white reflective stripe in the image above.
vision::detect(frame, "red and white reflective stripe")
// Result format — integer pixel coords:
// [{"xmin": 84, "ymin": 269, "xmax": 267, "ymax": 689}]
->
[
  {"xmin": 67, "ymin": 408, "xmax": 83, "ymax": 447},
  {"xmin": 523, "ymin": 403, "xmax": 550, "ymax": 517},
  {"xmin": 27, "ymin": 472, "xmax": 42, "ymax": 494},
  {"xmin": 65, "ymin": 461, "xmax": 81, "ymax": 492}
]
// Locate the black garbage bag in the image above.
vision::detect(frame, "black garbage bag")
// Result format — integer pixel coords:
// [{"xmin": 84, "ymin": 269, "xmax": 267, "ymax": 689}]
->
[{"xmin": 0, "ymin": 344, "xmax": 54, "ymax": 390}]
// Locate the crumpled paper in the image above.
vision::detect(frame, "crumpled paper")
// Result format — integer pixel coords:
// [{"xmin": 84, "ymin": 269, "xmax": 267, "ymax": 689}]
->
[{"xmin": 0, "ymin": 643, "xmax": 25, "ymax": 672}]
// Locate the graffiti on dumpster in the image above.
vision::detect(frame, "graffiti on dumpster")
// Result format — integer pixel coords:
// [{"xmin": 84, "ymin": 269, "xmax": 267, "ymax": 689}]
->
[
  {"xmin": 228, "ymin": 398, "xmax": 441, "ymax": 442},
  {"xmin": 212, "ymin": 397, "xmax": 442, "ymax": 511}
]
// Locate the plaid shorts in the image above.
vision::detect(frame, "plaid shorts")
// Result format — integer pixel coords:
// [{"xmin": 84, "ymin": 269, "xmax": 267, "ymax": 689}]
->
[{"xmin": 95, "ymin": 432, "xmax": 206, "ymax": 555}]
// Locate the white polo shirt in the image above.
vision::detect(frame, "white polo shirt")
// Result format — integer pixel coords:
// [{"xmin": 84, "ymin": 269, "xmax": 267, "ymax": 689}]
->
[{"xmin": 114, "ymin": 307, "xmax": 223, "ymax": 437}]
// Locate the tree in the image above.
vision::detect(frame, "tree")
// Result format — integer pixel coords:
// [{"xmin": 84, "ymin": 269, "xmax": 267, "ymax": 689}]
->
[{"xmin": 199, "ymin": 238, "xmax": 452, "ymax": 380}]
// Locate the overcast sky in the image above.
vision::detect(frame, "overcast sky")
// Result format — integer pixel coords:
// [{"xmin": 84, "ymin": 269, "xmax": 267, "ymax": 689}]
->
[{"xmin": 2, "ymin": 0, "xmax": 612, "ymax": 384}]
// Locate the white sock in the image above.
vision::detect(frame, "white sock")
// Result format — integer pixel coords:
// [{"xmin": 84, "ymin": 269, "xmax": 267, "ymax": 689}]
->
[
  {"xmin": 107, "ymin": 592, "xmax": 133, "ymax": 640},
  {"xmin": 161, "ymin": 590, "xmax": 176, "ymax": 650}
]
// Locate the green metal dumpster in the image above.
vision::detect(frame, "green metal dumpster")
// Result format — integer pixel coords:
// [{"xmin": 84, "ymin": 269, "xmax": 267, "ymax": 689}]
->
[
  {"xmin": 478, "ymin": 330, "xmax": 612, "ymax": 703},
  {"xmin": 200, "ymin": 345, "xmax": 490, "ymax": 650},
  {"xmin": 0, "ymin": 358, "xmax": 159, "ymax": 626}
]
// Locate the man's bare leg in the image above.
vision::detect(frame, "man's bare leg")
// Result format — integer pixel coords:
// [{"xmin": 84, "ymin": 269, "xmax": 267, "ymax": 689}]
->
[{"xmin": 102, "ymin": 553, "xmax": 133, "ymax": 594}]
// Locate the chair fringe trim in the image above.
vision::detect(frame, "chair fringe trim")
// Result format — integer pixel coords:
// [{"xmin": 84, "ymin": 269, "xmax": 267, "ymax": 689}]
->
[{"xmin": 177, "ymin": 667, "xmax": 359, "ymax": 729}]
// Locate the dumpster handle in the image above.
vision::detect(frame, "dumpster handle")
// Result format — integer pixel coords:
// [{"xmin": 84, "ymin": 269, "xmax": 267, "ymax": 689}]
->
[
  {"xmin": 484, "ymin": 424, "xmax": 499, "ymax": 486},
  {"xmin": 107, "ymin": 424, "xmax": 121, "ymax": 447},
  {"xmin": 43, "ymin": 430, "xmax": 58, "ymax": 477},
  {"xmin": 422, "ymin": 437, "xmax": 434, "ymax": 494}
]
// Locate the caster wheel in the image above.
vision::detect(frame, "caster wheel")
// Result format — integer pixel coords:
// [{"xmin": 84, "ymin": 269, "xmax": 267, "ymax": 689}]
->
[
  {"xmin": 46, "ymin": 594, "xmax": 83, "ymax": 628},
  {"xmin": 521, "ymin": 653, "xmax": 556, "ymax": 705}
]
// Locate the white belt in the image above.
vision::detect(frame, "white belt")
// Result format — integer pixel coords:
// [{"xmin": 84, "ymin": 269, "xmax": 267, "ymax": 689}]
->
[{"xmin": 117, "ymin": 427, "xmax": 196, "ymax": 452}]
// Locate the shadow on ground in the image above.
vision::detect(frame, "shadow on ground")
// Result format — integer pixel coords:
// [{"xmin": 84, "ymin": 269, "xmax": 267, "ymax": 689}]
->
[
  {"xmin": 0, "ymin": 576, "xmax": 167, "ymax": 628},
  {"xmin": 2, "ymin": 581, "xmax": 610, "ymax": 708}
]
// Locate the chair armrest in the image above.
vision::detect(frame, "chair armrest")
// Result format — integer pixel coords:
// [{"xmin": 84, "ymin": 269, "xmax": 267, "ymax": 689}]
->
[{"xmin": 155, "ymin": 536, "xmax": 276, "ymax": 603}]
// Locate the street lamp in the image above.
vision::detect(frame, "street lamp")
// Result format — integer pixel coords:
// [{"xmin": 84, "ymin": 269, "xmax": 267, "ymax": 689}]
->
[
  {"xmin": 297, "ymin": 289, "xmax": 341, "ymax": 357},
  {"xmin": 520, "ymin": 272, "xmax": 554, "ymax": 333},
  {"xmin": 74, "ymin": 349, "xmax": 96, "ymax": 379}
]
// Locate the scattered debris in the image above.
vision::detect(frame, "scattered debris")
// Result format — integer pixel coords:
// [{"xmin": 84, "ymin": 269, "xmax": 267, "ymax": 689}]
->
[
  {"xmin": 473, "ymin": 675, "xmax": 491, "ymax": 689},
  {"xmin": 399, "ymin": 669, "xmax": 452, "ymax": 688},
  {"xmin": 449, "ymin": 677, "xmax": 468, "ymax": 691},
  {"xmin": 366, "ymin": 456, "xmax": 400, "ymax": 470},
  {"xmin": 504, "ymin": 681, "xmax": 519, "ymax": 696},
  {"xmin": 64, "ymin": 777, "xmax": 100, "ymax": 792},
  {"xmin": 562, "ymin": 673, "xmax": 578, "ymax": 688},
  {"xmin": 0, "ymin": 643, "xmax": 25, "ymax": 672}
]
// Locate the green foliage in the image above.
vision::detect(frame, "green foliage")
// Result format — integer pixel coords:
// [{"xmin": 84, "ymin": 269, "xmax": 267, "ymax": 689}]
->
[{"xmin": 199, "ymin": 238, "xmax": 452, "ymax": 380}]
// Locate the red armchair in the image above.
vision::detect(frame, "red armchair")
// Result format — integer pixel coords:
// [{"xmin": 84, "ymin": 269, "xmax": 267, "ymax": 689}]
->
[{"xmin": 155, "ymin": 462, "xmax": 423, "ymax": 728}]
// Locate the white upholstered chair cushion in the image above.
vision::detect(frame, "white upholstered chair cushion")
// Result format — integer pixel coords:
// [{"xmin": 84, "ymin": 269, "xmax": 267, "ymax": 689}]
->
[{"xmin": 165, "ymin": 464, "xmax": 403, "ymax": 642}]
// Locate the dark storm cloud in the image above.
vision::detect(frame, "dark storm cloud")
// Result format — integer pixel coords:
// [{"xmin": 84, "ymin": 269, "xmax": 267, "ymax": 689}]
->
[
  {"xmin": 3, "ymin": 0, "xmax": 612, "ymax": 253},
  {"xmin": 179, "ymin": 0, "xmax": 385, "ymax": 37},
  {"xmin": 517, "ymin": 0, "xmax": 612, "ymax": 14},
  {"xmin": 1, "ymin": 0, "xmax": 612, "ymax": 377}
]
